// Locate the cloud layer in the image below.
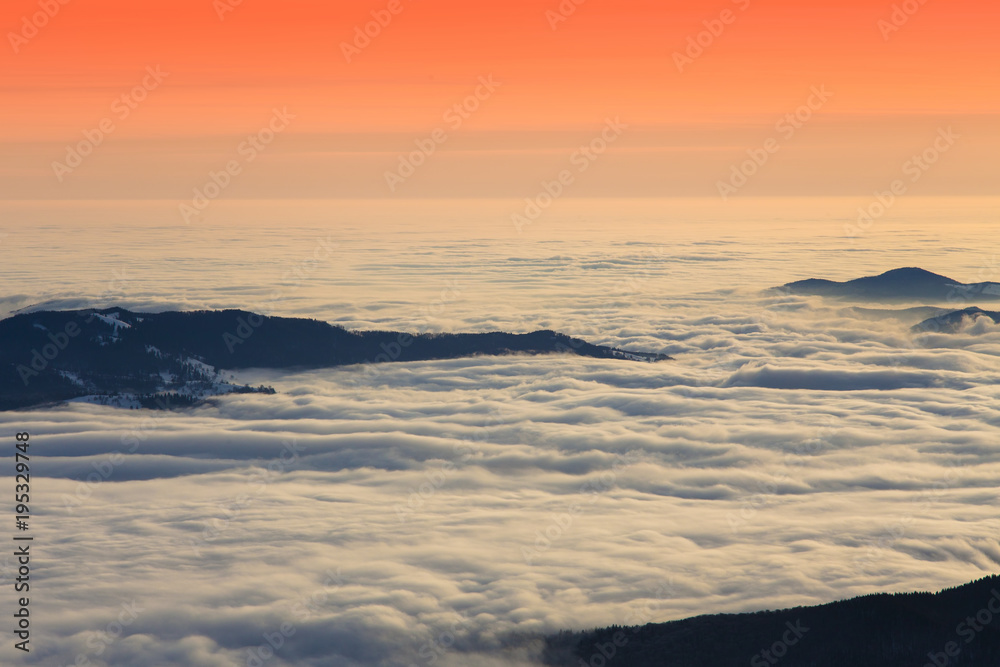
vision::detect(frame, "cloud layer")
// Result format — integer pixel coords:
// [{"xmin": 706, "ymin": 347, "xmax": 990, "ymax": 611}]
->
[{"xmin": 1, "ymin": 199, "xmax": 999, "ymax": 665}]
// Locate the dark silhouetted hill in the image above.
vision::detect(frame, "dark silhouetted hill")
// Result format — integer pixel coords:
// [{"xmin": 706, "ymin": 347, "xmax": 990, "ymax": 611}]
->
[
  {"xmin": 914, "ymin": 307, "xmax": 1000, "ymax": 333},
  {"xmin": 544, "ymin": 575, "xmax": 1000, "ymax": 667},
  {"xmin": 781, "ymin": 268, "xmax": 1000, "ymax": 303},
  {"xmin": 0, "ymin": 308, "xmax": 671, "ymax": 410}
]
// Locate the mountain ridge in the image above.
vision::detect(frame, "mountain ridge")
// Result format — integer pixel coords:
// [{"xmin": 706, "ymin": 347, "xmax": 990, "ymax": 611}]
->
[
  {"xmin": 780, "ymin": 267, "xmax": 1000, "ymax": 303},
  {"xmin": 914, "ymin": 306, "xmax": 1000, "ymax": 333},
  {"xmin": 0, "ymin": 308, "xmax": 672, "ymax": 411},
  {"xmin": 543, "ymin": 575, "xmax": 1000, "ymax": 666}
]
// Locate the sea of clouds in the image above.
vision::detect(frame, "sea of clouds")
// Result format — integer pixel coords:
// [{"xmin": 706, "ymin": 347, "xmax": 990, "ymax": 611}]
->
[{"xmin": 1, "ymin": 198, "xmax": 998, "ymax": 665}]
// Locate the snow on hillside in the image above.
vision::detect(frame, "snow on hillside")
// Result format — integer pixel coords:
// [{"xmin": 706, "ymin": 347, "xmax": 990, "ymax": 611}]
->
[
  {"xmin": 183, "ymin": 357, "xmax": 217, "ymax": 376},
  {"xmin": 58, "ymin": 370, "xmax": 87, "ymax": 387},
  {"xmin": 68, "ymin": 394, "xmax": 143, "ymax": 409},
  {"xmin": 91, "ymin": 312, "xmax": 132, "ymax": 332}
]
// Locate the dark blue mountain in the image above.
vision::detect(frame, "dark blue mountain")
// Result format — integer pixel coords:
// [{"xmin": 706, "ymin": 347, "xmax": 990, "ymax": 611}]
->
[
  {"xmin": 0, "ymin": 308, "xmax": 671, "ymax": 410},
  {"xmin": 914, "ymin": 307, "xmax": 1000, "ymax": 333},
  {"xmin": 781, "ymin": 268, "xmax": 1000, "ymax": 303},
  {"xmin": 544, "ymin": 575, "xmax": 1000, "ymax": 666}
]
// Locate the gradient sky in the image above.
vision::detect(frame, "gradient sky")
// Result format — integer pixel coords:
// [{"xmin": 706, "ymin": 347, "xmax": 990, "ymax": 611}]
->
[
  {"xmin": 3, "ymin": 6, "xmax": 1000, "ymax": 663},
  {"xmin": 1, "ymin": 0, "xmax": 998, "ymax": 199}
]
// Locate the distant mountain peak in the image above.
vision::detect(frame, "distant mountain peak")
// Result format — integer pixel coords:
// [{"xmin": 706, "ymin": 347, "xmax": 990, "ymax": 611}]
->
[
  {"xmin": 914, "ymin": 306, "xmax": 1000, "ymax": 333},
  {"xmin": 875, "ymin": 267, "xmax": 954, "ymax": 281},
  {"xmin": 779, "ymin": 267, "xmax": 1000, "ymax": 303}
]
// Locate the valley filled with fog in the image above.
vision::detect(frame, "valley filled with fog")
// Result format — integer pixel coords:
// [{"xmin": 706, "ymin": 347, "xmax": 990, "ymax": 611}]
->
[{"xmin": 2, "ymin": 197, "xmax": 998, "ymax": 666}]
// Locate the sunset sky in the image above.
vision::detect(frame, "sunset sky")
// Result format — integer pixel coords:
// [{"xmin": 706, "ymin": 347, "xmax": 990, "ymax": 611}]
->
[
  {"xmin": 2, "ymin": 0, "xmax": 997, "ymax": 199},
  {"xmin": 5, "ymin": 4, "xmax": 1000, "ymax": 665}
]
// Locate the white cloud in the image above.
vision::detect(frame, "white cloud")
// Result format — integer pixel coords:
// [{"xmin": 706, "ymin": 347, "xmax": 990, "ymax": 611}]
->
[{"xmin": 3, "ymin": 198, "xmax": 1000, "ymax": 664}]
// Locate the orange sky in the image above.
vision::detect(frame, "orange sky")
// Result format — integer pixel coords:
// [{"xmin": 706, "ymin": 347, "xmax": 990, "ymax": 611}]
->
[{"xmin": 1, "ymin": 0, "xmax": 997, "ymax": 198}]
